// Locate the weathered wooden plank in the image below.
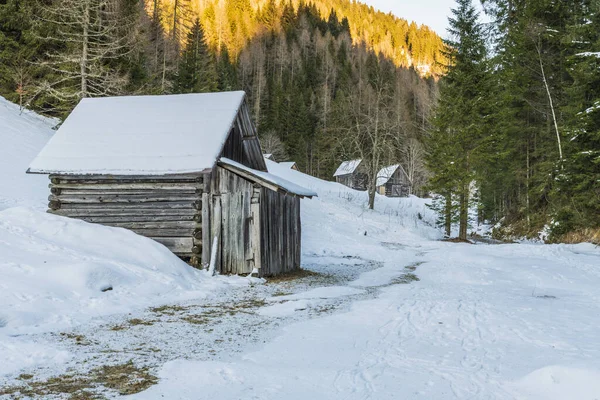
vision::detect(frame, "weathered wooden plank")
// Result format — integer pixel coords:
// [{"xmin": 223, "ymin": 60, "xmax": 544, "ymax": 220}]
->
[
  {"xmin": 55, "ymin": 189, "xmax": 198, "ymax": 196},
  {"xmin": 211, "ymin": 196, "xmax": 222, "ymax": 274},
  {"xmin": 56, "ymin": 201, "xmax": 196, "ymax": 210},
  {"xmin": 49, "ymin": 208, "xmax": 196, "ymax": 217},
  {"xmin": 124, "ymin": 228, "xmax": 194, "ymax": 237},
  {"xmin": 50, "ymin": 173, "xmax": 203, "ymax": 183},
  {"xmin": 220, "ymin": 193, "xmax": 230, "ymax": 274},
  {"xmin": 50, "ymin": 183, "xmax": 202, "ymax": 190},
  {"xmin": 250, "ymin": 190, "xmax": 261, "ymax": 273},
  {"xmin": 149, "ymin": 237, "xmax": 193, "ymax": 253},
  {"xmin": 54, "ymin": 215, "xmax": 196, "ymax": 223},
  {"xmin": 81, "ymin": 221, "xmax": 195, "ymax": 229},
  {"xmin": 201, "ymin": 193, "xmax": 211, "ymax": 269},
  {"xmin": 50, "ymin": 194, "xmax": 198, "ymax": 203}
]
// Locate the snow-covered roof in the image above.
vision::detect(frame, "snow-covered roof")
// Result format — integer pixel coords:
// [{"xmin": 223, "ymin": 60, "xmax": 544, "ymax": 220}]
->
[
  {"xmin": 28, "ymin": 91, "xmax": 247, "ymax": 175},
  {"xmin": 263, "ymin": 154, "xmax": 274, "ymax": 160},
  {"xmin": 333, "ymin": 159, "xmax": 362, "ymax": 177},
  {"xmin": 376, "ymin": 164, "xmax": 408, "ymax": 187},
  {"xmin": 219, "ymin": 158, "xmax": 317, "ymax": 198}
]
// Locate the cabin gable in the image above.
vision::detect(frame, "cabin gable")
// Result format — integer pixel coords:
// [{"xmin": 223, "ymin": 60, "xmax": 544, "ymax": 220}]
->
[{"xmin": 219, "ymin": 101, "xmax": 267, "ymax": 172}]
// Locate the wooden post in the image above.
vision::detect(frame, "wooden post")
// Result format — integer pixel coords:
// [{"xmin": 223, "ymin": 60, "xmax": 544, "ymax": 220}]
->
[
  {"xmin": 210, "ymin": 195, "xmax": 222, "ymax": 274},
  {"xmin": 251, "ymin": 186, "xmax": 261, "ymax": 274},
  {"xmin": 201, "ymin": 192, "xmax": 211, "ymax": 269}
]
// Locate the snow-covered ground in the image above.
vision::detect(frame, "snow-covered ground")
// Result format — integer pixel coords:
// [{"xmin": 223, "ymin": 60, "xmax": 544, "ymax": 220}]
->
[
  {"xmin": 0, "ymin": 96, "xmax": 56, "ymax": 210},
  {"xmin": 1, "ymin": 97, "xmax": 600, "ymax": 399}
]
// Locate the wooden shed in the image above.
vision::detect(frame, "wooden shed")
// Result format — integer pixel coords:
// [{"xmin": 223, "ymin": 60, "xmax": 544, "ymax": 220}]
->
[
  {"xmin": 27, "ymin": 91, "xmax": 316, "ymax": 277},
  {"xmin": 376, "ymin": 164, "xmax": 411, "ymax": 197},
  {"xmin": 333, "ymin": 159, "xmax": 368, "ymax": 190}
]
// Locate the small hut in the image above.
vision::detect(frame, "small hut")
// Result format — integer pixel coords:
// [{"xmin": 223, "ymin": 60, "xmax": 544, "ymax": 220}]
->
[
  {"xmin": 279, "ymin": 161, "xmax": 299, "ymax": 171},
  {"xmin": 376, "ymin": 164, "xmax": 411, "ymax": 197},
  {"xmin": 263, "ymin": 153, "xmax": 276, "ymax": 162},
  {"xmin": 28, "ymin": 91, "xmax": 316, "ymax": 277},
  {"xmin": 333, "ymin": 159, "xmax": 367, "ymax": 190}
]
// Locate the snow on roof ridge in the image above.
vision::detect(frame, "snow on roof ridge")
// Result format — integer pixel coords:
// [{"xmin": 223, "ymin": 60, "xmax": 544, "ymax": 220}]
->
[
  {"xmin": 220, "ymin": 157, "xmax": 317, "ymax": 198},
  {"xmin": 376, "ymin": 164, "xmax": 401, "ymax": 187},
  {"xmin": 333, "ymin": 159, "xmax": 362, "ymax": 177}
]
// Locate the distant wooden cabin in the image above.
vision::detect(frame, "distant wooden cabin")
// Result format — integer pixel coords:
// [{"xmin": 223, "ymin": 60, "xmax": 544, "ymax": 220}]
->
[
  {"xmin": 279, "ymin": 161, "xmax": 299, "ymax": 171},
  {"xmin": 263, "ymin": 154, "xmax": 276, "ymax": 162},
  {"xmin": 28, "ymin": 91, "xmax": 317, "ymax": 277},
  {"xmin": 333, "ymin": 159, "xmax": 367, "ymax": 190},
  {"xmin": 376, "ymin": 164, "xmax": 411, "ymax": 197}
]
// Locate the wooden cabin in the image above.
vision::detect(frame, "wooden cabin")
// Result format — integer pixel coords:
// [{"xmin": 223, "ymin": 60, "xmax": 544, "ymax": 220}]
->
[
  {"xmin": 27, "ymin": 91, "xmax": 317, "ymax": 277},
  {"xmin": 263, "ymin": 153, "xmax": 276, "ymax": 162},
  {"xmin": 333, "ymin": 159, "xmax": 368, "ymax": 190},
  {"xmin": 376, "ymin": 164, "xmax": 411, "ymax": 197}
]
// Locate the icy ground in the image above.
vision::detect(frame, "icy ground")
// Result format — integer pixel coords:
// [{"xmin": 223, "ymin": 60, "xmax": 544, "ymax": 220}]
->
[{"xmin": 1, "ymin": 99, "xmax": 600, "ymax": 399}]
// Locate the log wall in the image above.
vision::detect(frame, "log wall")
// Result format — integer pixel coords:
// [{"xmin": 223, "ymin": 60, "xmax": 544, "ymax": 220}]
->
[{"xmin": 47, "ymin": 173, "xmax": 205, "ymax": 265}]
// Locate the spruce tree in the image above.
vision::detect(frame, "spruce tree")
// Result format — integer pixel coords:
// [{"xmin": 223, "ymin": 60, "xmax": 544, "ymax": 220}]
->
[
  {"xmin": 555, "ymin": 0, "xmax": 600, "ymax": 233},
  {"xmin": 427, "ymin": 0, "xmax": 489, "ymax": 239},
  {"xmin": 175, "ymin": 18, "xmax": 217, "ymax": 93}
]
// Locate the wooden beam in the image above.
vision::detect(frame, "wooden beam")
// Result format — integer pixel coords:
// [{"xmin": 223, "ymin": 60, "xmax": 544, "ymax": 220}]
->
[
  {"xmin": 49, "ymin": 208, "xmax": 197, "ymax": 217},
  {"xmin": 149, "ymin": 237, "xmax": 193, "ymax": 253},
  {"xmin": 49, "ymin": 194, "xmax": 198, "ymax": 204},
  {"xmin": 50, "ymin": 183, "xmax": 202, "ymax": 191},
  {"xmin": 56, "ymin": 202, "xmax": 196, "ymax": 210}
]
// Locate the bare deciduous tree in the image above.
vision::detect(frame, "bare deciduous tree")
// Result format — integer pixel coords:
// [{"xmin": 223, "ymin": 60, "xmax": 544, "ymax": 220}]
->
[
  {"xmin": 345, "ymin": 81, "xmax": 399, "ymax": 209},
  {"xmin": 259, "ymin": 130, "xmax": 289, "ymax": 161},
  {"xmin": 35, "ymin": 0, "xmax": 136, "ymax": 104}
]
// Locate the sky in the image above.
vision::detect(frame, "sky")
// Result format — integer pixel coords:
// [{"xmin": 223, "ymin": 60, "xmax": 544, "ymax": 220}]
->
[{"xmin": 360, "ymin": 0, "xmax": 485, "ymax": 38}]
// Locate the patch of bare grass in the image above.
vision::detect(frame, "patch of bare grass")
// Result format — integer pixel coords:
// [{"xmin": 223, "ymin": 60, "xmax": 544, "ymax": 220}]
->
[
  {"xmin": 0, "ymin": 362, "xmax": 157, "ymax": 399},
  {"xmin": 127, "ymin": 318, "xmax": 155, "ymax": 326},
  {"xmin": 442, "ymin": 237, "xmax": 473, "ymax": 244},
  {"xmin": 265, "ymin": 268, "xmax": 321, "ymax": 283},
  {"xmin": 59, "ymin": 332, "xmax": 92, "ymax": 346},
  {"xmin": 150, "ymin": 304, "xmax": 188, "ymax": 316}
]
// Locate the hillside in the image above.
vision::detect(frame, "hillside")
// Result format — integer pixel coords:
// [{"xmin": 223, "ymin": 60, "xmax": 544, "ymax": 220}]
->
[
  {"xmin": 155, "ymin": 0, "xmax": 446, "ymax": 77},
  {"xmin": 0, "ymin": 96, "xmax": 56, "ymax": 210}
]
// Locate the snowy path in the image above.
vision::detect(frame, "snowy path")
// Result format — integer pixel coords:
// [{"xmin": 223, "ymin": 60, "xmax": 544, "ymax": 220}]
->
[
  {"xmin": 2, "ymin": 230, "xmax": 600, "ymax": 399},
  {"xmin": 126, "ymin": 241, "xmax": 600, "ymax": 400}
]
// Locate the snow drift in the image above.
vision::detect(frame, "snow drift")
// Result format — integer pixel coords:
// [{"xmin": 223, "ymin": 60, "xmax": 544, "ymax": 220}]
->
[
  {"xmin": 0, "ymin": 207, "xmax": 249, "ymax": 335},
  {"xmin": 0, "ymin": 96, "xmax": 56, "ymax": 211}
]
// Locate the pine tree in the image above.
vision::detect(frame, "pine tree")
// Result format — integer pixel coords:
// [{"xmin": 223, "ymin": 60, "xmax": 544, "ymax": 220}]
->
[
  {"xmin": 427, "ymin": 0, "xmax": 489, "ymax": 239},
  {"xmin": 175, "ymin": 18, "xmax": 217, "ymax": 93}
]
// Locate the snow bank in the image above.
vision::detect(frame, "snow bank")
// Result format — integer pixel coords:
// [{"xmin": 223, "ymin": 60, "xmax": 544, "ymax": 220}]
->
[
  {"xmin": 0, "ymin": 207, "xmax": 249, "ymax": 336},
  {"xmin": 0, "ymin": 96, "xmax": 56, "ymax": 210},
  {"xmin": 511, "ymin": 365, "xmax": 600, "ymax": 400}
]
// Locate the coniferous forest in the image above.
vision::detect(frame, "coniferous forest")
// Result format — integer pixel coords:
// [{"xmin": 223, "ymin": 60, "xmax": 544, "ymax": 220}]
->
[
  {"xmin": 428, "ymin": 0, "xmax": 600, "ymax": 242},
  {"xmin": 1, "ymin": 0, "xmax": 598, "ymax": 242}
]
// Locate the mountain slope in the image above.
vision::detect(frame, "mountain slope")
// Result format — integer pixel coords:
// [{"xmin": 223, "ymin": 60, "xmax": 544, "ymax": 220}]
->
[
  {"xmin": 155, "ymin": 0, "xmax": 446, "ymax": 77},
  {"xmin": 0, "ymin": 96, "xmax": 57, "ymax": 211}
]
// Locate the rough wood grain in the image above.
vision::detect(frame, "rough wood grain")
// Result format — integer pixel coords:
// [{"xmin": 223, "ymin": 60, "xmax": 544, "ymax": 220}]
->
[{"xmin": 49, "ymin": 194, "xmax": 198, "ymax": 203}]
